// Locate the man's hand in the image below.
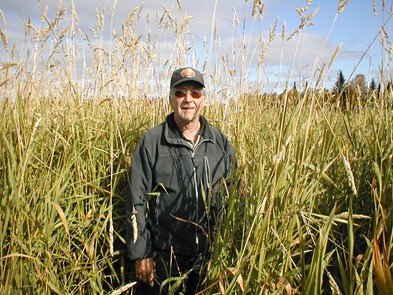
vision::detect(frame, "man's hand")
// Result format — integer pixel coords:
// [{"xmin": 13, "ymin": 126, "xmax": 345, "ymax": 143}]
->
[{"xmin": 135, "ymin": 258, "xmax": 155, "ymax": 287}]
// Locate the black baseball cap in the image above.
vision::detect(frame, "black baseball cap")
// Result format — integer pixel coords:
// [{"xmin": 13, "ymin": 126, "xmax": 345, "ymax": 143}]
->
[{"xmin": 170, "ymin": 67, "xmax": 205, "ymax": 89}]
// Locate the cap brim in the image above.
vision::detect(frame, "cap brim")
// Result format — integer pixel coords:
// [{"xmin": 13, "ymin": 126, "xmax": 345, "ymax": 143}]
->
[{"xmin": 171, "ymin": 79, "xmax": 205, "ymax": 88}]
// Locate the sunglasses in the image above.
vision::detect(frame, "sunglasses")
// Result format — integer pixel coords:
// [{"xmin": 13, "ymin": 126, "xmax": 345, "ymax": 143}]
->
[{"xmin": 173, "ymin": 89, "xmax": 203, "ymax": 99}]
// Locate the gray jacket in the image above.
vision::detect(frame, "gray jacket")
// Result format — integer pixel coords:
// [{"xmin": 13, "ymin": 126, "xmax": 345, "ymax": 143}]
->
[{"xmin": 126, "ymin": 113, "xmax": 236, "ymax": 260}]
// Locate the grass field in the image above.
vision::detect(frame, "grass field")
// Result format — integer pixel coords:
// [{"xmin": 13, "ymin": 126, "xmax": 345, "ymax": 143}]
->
[{"xmin": 1, "ymin": 1, "xmax": 393, "ymax": 294}]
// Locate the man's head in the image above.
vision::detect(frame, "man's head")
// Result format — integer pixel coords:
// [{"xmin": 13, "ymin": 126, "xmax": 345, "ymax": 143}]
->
[
  {"xmin": 169, "ymin": 67, "xmax": 205, "ymax": 126},
  {"xmin": 170, "ymin": 67, "xmax": 205, "ymax": 89}
]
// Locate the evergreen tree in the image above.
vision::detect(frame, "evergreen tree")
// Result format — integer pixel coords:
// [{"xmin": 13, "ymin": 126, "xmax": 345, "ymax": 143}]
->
[
  {"xmin": 369, "ymin": 78, "xmax": 377, "ymax": 91},
  {"xmin": 334, "ymin": 70, "xmax": 347, "ymax": 109},
  {"xmin": 334, "ymin": 70, "xmax": 346, "ymax": 93}
]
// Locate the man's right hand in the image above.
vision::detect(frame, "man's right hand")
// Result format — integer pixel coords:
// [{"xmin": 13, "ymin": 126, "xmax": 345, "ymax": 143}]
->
[{"xmin": 135, "ymin": 258, "xmax": 155, "ymax": 287}]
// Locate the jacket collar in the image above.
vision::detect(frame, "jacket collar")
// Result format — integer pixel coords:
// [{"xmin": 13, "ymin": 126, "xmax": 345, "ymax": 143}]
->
[{"xmin": 164, "ymin": 113, "xmax": 216, "ymax": 146}]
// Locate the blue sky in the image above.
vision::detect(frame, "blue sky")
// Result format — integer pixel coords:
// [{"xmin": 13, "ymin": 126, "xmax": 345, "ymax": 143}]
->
[{"xmin": 1, "ymin": 0, "xmax": 392, "ymax": 93}]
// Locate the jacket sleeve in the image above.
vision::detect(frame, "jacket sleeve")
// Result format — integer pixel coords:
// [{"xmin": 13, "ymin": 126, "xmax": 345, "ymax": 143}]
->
[{"xmin": 126, "ymin": 137, "xmax": 153, "ymax": 261}]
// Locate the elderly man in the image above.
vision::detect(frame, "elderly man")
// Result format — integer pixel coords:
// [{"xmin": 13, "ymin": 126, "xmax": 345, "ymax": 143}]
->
[{"xmin": 126, "ymin": 67, "xmax": 236, "ymax": 294}]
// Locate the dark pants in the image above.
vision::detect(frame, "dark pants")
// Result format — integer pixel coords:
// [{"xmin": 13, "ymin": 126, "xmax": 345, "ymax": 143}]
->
[{"xmin": 134, "ymin": 250, "xmax": 206, "ymax": 295}]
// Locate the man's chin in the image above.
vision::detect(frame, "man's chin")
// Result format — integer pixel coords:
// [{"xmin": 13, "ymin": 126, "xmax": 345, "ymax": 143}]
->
[
  {"xmin": 180, "ymin": 112, "xmax": 196, "ymax": 120},
  {"xmin": 177, "ymin": 115, "xmax": 198, "ymax": 125}
]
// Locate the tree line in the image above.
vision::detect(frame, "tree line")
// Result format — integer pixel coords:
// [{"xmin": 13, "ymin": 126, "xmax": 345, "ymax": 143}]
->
[{"xmin": 271, "ymin": 70, "xmax": 393, "ymax": 110}]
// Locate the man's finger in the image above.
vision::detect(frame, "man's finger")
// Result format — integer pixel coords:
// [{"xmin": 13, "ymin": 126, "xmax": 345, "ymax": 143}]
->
[{"xmin": 149, "ymin": 272, "xmax": 155, "ymax": 287}]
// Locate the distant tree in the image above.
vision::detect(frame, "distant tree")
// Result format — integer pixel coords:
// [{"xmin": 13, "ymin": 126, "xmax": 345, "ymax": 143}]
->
[
  {"xmin": 348, "ymin": 74, "xmax": 366, "ymax": 109},
  {"xmin": 334, "ymin": 70, "xmax": 346, "ymax": 92},
  {"xmin": 367, "ymin": 78, "xmax": 378, "ymax": 105},
  {"xmin": 386, "ymin": 80, "xmax": 393, "ymax": 92},
  {"xmin": 350, "ymin": 74, "xmax": 366, "ymax": 94},
  {"xmin": 369, "ymin": 78, "xmax": 377, "ymax": 91},
  {"xmin": 333, "ymin": 70, "xmax": 347, "ymax": 109}
]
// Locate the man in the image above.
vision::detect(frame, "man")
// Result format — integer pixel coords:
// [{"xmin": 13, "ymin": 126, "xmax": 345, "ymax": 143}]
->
[{"xmin": 126, "ymin": 67, "xmax": 236, "ymax": 294}]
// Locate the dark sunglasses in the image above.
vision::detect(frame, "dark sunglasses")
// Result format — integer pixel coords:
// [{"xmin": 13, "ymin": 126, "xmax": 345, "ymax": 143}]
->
[{"xmin": 173, "ymin": 89, "xmax": 203, "ymax": 99}]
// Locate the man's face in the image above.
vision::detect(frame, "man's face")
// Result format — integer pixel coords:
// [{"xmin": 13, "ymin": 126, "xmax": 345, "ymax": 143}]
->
[{"xmin": 170, "ymin": 82, "xmax": 205, "ymax": 125}]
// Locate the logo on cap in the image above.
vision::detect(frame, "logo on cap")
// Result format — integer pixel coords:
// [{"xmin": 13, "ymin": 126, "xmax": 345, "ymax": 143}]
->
[{"xmin": 181, "ymin": 68, "xmax": 196, "ymax": 78}]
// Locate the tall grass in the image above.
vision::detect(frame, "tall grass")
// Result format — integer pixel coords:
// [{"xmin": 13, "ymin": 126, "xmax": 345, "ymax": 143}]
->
[{"xmin": 1, "ymin": 0, "xmax": 393, "ymax": 294}]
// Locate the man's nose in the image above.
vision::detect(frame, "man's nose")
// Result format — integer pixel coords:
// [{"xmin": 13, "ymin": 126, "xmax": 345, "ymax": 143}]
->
[{"xmin": 184, "ymin": 91, "xmax": 193, "ymax": 101}]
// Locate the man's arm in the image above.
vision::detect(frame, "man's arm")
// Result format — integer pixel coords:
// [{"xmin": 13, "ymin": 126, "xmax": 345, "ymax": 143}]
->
[{"xmin": 126, "ymin": 139, "xmax": 154, "ymax": 260}]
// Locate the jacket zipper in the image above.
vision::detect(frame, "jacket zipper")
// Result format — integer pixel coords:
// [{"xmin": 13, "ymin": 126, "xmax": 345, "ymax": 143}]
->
[
  {"xmin": 190, "ymin": 150, "xmax": 199, "ymax": 252},
  {"xmin": 190, "ymin": 139, "xmax": 211, "ymax": 253},
  {"xmin": 191, "ymin": 139, "xmax": 214, "ymax": 253},
  {"xmin": 190, "ymin": 140, "xmax": 203, "ymax": 252}
]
